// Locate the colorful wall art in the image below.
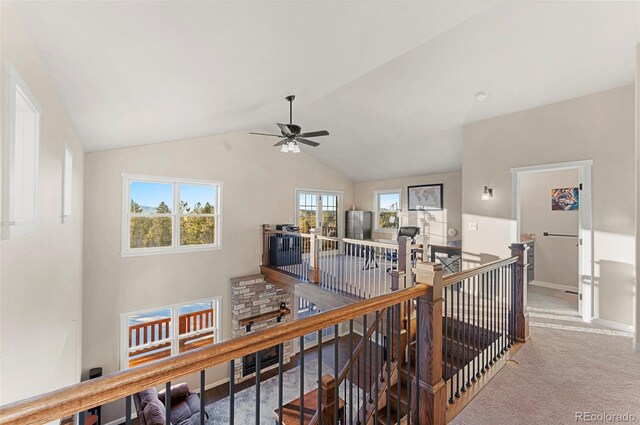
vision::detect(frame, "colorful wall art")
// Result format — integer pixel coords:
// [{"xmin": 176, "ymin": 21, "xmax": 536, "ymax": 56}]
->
[{"xmin": 551, "ymin": 187, "xmax": 579, "ymax": 211}]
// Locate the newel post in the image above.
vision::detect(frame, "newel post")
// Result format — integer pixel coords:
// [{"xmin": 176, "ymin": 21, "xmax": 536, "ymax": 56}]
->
[
  {"xmin": 412, "ymin": 262, "xmax": 447, "ymax": 425},
  {"xmin": 397, "ymin": 236, "xmax": 413, "ymax": 288},
  {"xmin": 310, "ymin": 228, "xmax": 320, "ymax": 284},
  {"xmin": 510, "ymin": 243, "xmax": 530, "ymax": 342},
  {"xmin": 320, "ymin": 375, "xmax": 336, "ymax": 424},
  {"xmin": 262, "ymin": 224, "xmax": 271, "ymax": 266},
  {"xmin": 390, "ymin": 270, "xmax": 407, "ymax": 364}
]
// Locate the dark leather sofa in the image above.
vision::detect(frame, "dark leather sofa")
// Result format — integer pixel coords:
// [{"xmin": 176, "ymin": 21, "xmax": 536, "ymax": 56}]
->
[{"xmin": 133, "ymin": 383, "xmax": 205, "ymax": 425}]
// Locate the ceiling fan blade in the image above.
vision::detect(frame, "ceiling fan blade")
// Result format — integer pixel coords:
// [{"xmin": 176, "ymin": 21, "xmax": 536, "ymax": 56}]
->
[
  {"xmin": 273, "ymin": 139, "xmax": 288, "ymax": 147},
  {"xmin": 250, "ymin": 132, "xmax": 282, "ymax": 138},
  {"xmin": 276, "ymin": 123, "xmax": 293, "ymax": 136},
  {"xmin": 298, "ymin": 130, "xmax": 329, "ymax": 138},
  {"xmin": 296, "ymin": 138, "xmax": 320, "ymax": 147}
]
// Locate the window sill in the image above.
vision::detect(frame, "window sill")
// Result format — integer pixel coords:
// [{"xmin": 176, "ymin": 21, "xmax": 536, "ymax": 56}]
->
[{"xmin": 121, "ymin": 245, "xmax": 222, "ymax": 257}]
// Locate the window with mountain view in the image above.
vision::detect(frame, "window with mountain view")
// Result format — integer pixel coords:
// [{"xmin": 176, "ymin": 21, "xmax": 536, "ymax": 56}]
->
[{"xmin": 123, "ymin": 175, "xmax": 222, "ymax": 255}]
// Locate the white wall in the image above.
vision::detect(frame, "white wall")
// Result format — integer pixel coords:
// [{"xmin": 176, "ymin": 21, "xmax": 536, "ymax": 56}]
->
[
  {"xmin": 520, "ymin": 169, "xmax": 579, "ymax": 289},
  {"xmin": 635, "ymin": 43, "xmax": 639, "ymax": 351},
  {"xmin": 462, "ymin": 86, "xmax": 635, "ymax": 328},
  {"xmin": 83, "ymin": 134, "xmax": 353, "ymax": 422},
  {"xmin": 0, "ymin": 2, "xmax": 84, "ymax": 404},
  {"xmin": 353, "ymin": 171, "xmax": 462, "ymax": 246}
]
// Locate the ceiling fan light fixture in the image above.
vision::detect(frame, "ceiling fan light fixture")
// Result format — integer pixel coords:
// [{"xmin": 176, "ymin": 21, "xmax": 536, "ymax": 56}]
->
[{"xmin": 251, "ymin": 95, "xmax": 329, "ymax": 152}]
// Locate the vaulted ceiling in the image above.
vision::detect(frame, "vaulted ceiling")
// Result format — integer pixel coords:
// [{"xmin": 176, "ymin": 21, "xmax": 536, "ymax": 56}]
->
[{"xmin": 14, "ymin": 1, "xmax": 640, "ymax": 181}]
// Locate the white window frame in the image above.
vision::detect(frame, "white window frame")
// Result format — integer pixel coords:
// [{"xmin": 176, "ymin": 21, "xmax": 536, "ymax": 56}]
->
[
  {"xmin": 294, "ymin": 188, "xmax": 344, "ymax": 236},
  {"xmin": 121, "ymin": 174, "xmax": 223, "ymax": 257},
  {"xmin": 373, "ymin": 189, "xmax": 401, "ymax": 232},
  {"xmin": 119, "ymin": 296, "xmax": 222, "ymax": 370},
  {"xmin": 61, "ymin": 146, "xmax": 73, "ymax": 223},
  {"xmin": 2, "ymin": 62, "xmax": 42, "ymax": 239}
]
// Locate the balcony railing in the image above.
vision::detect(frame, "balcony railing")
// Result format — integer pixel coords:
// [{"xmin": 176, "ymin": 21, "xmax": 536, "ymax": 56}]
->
[
  {"xmin": 127, "ymin": 309, "xmax": 216, "ymax": 367},
  {"xmin": 262, "ymin": 224, "xmax": 416, "ymax": 298},
  {"xmin": 0, "ymin": 243, "xmax": 530, "ymax": 425}
]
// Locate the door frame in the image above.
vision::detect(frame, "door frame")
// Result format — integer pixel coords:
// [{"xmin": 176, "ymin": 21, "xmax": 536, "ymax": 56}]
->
[
  {"xmin": 294, "ymin": 188, "xmax": 344, "ymax": 237},
  {"xmin": 511, "ymin": 160, "xmax": 594, "ymax": 322}
]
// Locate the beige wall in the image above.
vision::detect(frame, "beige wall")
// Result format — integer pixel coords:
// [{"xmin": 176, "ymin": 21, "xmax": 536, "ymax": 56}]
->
[
  {"xmin": 520, "ymin": 169, "xmax": 579, "ymax": 289},
  {"xmin": 462, "ymin": 85, "xmax": 635, "ymax": 327},
  {"xmin": 0, "ymin": 2, "xmax": 85, "ymax": 404},
  {"xmin": 353, "ymin": 171, "xmax": 462, "ymax": 246},
  {"xmin": 83, "ymin": 134, "xmax": 353, "ymax": 422}
]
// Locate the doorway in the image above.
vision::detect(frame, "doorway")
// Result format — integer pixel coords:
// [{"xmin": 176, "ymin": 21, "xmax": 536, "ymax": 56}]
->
[
  {"xmin": 511, "ymin": 160, "xmax": 594, "ymax": 322},
  {"xmin": 295, "ymin": 189, "xmax": 342, "ymax": 237}
]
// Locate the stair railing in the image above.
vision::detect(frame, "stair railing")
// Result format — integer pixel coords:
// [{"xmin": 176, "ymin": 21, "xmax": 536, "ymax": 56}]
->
[{"xmin": 0, "ymin": 246, "xmax": 528, "ymax": 425}]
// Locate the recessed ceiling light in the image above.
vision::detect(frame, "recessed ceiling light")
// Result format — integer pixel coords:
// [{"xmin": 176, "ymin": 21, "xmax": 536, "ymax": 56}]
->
[{"xmin": 475, "ymin": 91, "xmax": 488, "ymax": 102}]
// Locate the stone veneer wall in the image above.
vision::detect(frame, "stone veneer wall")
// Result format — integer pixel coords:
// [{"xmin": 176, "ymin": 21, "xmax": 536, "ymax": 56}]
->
[{"xmin": 231, "ymin": 274, "xmax": 294, "ymax": 383}]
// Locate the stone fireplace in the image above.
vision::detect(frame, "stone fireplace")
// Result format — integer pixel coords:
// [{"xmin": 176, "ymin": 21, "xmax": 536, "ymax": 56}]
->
[{"xmin": 231, "ymin": 274, "xmax": 293, "ymax": 383}]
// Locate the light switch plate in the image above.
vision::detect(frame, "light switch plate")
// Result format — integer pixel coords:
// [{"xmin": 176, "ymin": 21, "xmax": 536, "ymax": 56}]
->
[{"xmin": 468, "ymin": 222, "xmax": 478, "ymax": 231}]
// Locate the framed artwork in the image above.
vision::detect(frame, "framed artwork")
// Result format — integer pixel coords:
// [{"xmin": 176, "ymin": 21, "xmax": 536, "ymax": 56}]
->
[
  {"xmin": 551, "ymin": 187, "xmax": 579, "ymax": 211},
  {"xmin": 408, "ymin": 184, "xmax": 443, "ymax": 211}
]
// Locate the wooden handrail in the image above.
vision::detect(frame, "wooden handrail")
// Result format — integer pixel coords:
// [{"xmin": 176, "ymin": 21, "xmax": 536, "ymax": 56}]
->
[
  {"xmin": 0, "ymin": 284, "xmax": 428, "ymax": 425},
  {"xmin": 336, "ymin": 308, "xmax": 386, "ymax": 386},
  {"xmin": 316, "ymin": 234, "xmax": 398, "ymax": 250},
  {"xmin": 308, "ymin": 310, "xmax": 386, "ymax": 425},
  {"xmin": 442, "ymin": 256, "xmax": 518, "ymax": 287}
]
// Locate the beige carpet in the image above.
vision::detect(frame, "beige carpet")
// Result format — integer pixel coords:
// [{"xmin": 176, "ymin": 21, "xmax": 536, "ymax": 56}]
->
[{"xmin": 451, "ymin": 286, "xmax": 640, "ymax": 425}]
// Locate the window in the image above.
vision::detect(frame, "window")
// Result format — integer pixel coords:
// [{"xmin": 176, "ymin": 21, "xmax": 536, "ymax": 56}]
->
[
  {"xmin": 374, "ymin": 189, "xmax": 401, "ymax": 231},
  {"xmin": 62, "ymin": 147, "xmax": 73, "ymax": 222},
  {"xmin": 2, "ymin": 63, "xmax": 42, "ymax": 239},
  {"xmin": 295, "ymin": 189, "xmax": 342, "ymax": 236},
  {"xmin": 122, "ymin": 175, "xmax": 222, "ymax": 256},
  {"xmin": 121, "ymin": 298, "xmax": 221, "ymax": 369}
]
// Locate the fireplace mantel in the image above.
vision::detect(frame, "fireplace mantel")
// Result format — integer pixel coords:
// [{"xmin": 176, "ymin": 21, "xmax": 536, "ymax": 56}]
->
[
  {"xmin": 230, "ymin": 274, "xmax": 293, "ymax": 383},
  {"xmin": 239, "ymin": 302, "xmax": 291, "ymax": 332}
]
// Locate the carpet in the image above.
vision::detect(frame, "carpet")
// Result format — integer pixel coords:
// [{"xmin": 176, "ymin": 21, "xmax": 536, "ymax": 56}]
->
[
  {"xmin": 451, "ymin": 286, "xmax": 640, "ymax": 425},
  {"xmin": 205, "ymin": 358, "xmax": 364, "ymax": 424}
]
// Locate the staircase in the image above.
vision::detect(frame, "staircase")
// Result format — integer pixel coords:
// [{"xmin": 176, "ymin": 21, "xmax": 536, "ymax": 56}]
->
[{"xmin": 365, "ymin": 315, "xmax": 504, "ymax": 424}]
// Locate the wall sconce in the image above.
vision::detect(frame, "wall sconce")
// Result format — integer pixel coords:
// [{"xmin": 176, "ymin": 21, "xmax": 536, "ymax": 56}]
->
[{"xmin": 481, "ymin": 186, "xmax": 493, "ymax": 200}]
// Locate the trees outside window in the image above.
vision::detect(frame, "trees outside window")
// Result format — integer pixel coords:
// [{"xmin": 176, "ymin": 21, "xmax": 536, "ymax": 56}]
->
[
  {"xmin": 375, "ymin": 190, "xmax": 401, "ymax": 231},
  {"xmin": 122, "ymin": 175, "xmax": 222, "ymax": 256}
]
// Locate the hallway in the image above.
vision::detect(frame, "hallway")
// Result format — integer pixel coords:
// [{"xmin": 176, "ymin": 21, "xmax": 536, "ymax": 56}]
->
[{"xmin": 451, "ymin": 286, "xmax": 639, "ymax": 425}]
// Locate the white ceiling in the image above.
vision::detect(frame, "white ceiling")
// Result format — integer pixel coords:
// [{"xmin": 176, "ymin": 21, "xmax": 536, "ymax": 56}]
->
[{"xmin": 14, "ymin": 1, "xmax": 640, "ymax": 181}]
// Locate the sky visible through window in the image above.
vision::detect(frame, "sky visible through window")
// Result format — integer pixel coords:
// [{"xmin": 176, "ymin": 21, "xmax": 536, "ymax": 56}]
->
[
  {"xmin": 379, "ymin": 193, "xmax": 400, "ymax": 211},
  {"xmin": 130, "ymin": 182, "xmax": 216, "ymax": 211}
]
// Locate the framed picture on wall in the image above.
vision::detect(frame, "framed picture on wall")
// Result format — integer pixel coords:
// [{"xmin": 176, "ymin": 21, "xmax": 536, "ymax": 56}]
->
[
  {"xmin": 408, "ymin": 184, "xmax": 443, "ymax": 211},
  {"xmin": 551, "ymin": 187, "xmax": 579, "ymax": 211}
]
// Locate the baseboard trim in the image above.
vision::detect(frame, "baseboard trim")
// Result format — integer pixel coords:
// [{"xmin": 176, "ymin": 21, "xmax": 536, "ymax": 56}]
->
[
  {"xmin": 529, "ymin": 280, "xmax": 577, "ymax": 293},
  {"xmin": 591, "ymin": 318, "xmax": 635, "ymax": 334},
  {"xmin": 103, "ymin": 376, "xmax": 230, "ymax": 425}
]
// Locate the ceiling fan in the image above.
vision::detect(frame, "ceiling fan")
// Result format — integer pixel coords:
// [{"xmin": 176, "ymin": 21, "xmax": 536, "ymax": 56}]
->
[{"xmin": 250, "ymin": 95, "xmax": 329, "ymax": 153}]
